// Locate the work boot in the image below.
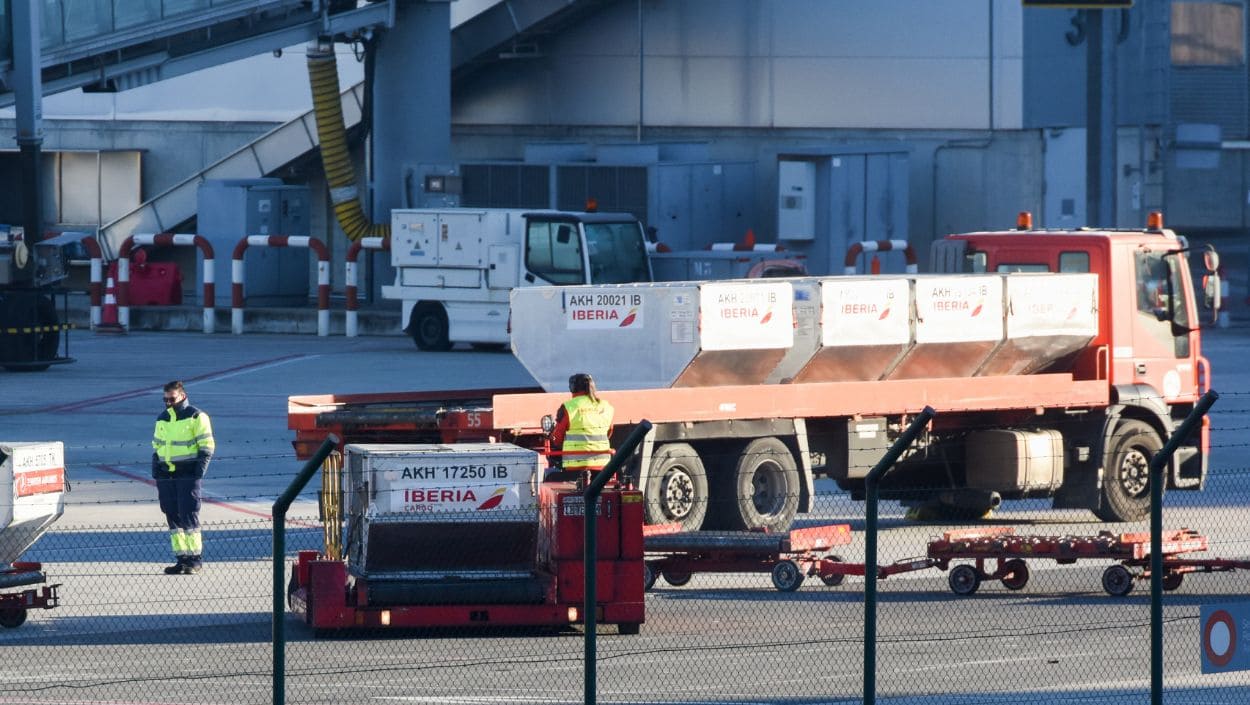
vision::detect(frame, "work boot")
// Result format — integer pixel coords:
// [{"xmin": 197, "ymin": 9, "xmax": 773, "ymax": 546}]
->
[
  {"xmin": 181, "ymin": 555, "xmax": 203, "ymax": 575},
  {"xmin": 163, "ymin": 557, "xmax": 187, "ymax": 575}
]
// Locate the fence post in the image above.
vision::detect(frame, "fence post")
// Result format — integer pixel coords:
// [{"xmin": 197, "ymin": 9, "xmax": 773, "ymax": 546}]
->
[
  {"xmin": 272, "ymin": 435, "xmax": 339, "ymax": 705},
  {"xmin": 583, "ymin": 420, "xmax": 652, "ymax": 705},
  {"xmin": 863, "ymin": 406, "xmax": 936, "ymax": 705},
  {"xmin": 1151, "ymin": 389, "xmax": 1218, "ymax": 705}
]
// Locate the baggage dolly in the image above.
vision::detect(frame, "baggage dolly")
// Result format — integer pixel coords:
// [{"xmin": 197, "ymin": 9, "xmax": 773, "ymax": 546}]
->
[{"xmin": 643, "ymin": 524, "xmax": 854, "ymax": 592}]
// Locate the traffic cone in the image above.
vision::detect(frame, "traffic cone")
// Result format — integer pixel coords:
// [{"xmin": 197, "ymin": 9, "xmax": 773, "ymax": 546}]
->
[{"xmin": 96, "ymin": 268, "xmax": 125, "ymax": 334}]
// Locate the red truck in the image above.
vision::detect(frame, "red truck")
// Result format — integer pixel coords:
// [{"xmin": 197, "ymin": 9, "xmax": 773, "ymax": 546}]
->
[{"xmin": 289, "ymin": 213, "xmax": 1220, "ymax": 530}]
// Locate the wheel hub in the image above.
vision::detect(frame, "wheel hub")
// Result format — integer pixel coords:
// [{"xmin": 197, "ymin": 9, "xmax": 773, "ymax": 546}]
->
[
  {"xmin": 661, "ymin": 468, "xmax": 694, "ymax": 520},
  {"xmin": 1119, "ymin": 449, "xmax": 1150, "ymax": 498},
  {"xmin": 751, "ymin": 461, "xmax": 783, "ymax": 514}
]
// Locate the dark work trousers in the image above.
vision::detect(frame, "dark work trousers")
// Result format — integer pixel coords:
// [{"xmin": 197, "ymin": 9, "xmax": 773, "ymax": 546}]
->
[{"xmin": 156, "ymin": 476, "xmax": 202, "ymax": 534}]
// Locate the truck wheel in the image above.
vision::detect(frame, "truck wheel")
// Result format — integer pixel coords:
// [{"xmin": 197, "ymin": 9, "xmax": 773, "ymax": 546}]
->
[
  {"xmin": 819, "ymin": 556, "xmax": 846, "ymax": 586},
  {"xmin": 948, "ymin": 564, "xmax": 981, "ymax": 595},
  {"xmin": 0, "ymin": 608, "xmax": 27, "ymax": 628},
  {"xmin": 409, "ymin": 303, "xmax": 451, "ymax": 351},
  {"xmin": 1094, "ymin": 420, "xmax": 1163, "ymax": 522},
  {"xmin": 1102, "ymin": 564, "xmax": 1134, "ymax": 596},
  {"xmin": 643, "ymin": 443, "xmax": 708, "ymax": 531},
  {"xmin": 720, "ymin": 437, "xmax": 800, "ymax": 533},
  {"xmin": 771, "ymin": 559, "xmax": 804, "ymax": 592},
  {"xmin": 643, "ymin": 562, "xmax": 659, "ymax": 591}
]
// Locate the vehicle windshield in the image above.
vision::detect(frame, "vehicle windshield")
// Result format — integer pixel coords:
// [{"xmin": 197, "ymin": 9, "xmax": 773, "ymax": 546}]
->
[{"xmin": 584, "ymin": 221, "xmax": 651, "ymax": 283}]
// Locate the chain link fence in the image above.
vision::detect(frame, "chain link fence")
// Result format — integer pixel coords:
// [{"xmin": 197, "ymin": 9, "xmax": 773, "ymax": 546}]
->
[{"xmin": 4, "ymin": 400, "xmax": 1250, "ymax": 705}]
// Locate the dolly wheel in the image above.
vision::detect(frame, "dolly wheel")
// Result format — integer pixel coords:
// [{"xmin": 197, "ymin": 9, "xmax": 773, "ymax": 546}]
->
[
  {"xmin": 1102, "ymin": 565, "xmax": 1135, "ymax": 596},
  {"xmin": 1162, "ymin": 572, "xmax": 1184, "ymax": 592},
  {"xmin": 771, "ymin": 559, "xmax": 805, "ymax": 592},
  {"xmin": 1000, "ymin": 559, "xmax": 1030, "ymax": 591},
  {"xmin": 663, "ymin": 571, "xmax": 692, "ymax": 587},
  {"xmin": 618, "ymin": 622, "xmax": 641, "ymax": 635},
  {"xmin": 0, "ymin": 608, "xmax": 27, "ymax": 629},
  {"xmin": 948, "ymin": 564, "xmax": 981, "ymax": 596},
  {"xmin": 643, "ymin": 562, "xmax": 659, "ymax": 592},
  {"xmin": 819, "ymin": 555, "xmax": 846, "ymax": 587}
]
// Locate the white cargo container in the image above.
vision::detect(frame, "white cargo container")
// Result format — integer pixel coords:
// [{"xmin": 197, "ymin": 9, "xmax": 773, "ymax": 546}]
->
[
  {"xmin": 510, "ymin": 280, "xmax": 796, "ymax": 391},
  {"xmin": 342, "ymin": 443, "xmax": 540, "ymax": 576},
  {"xmin": 0, "ymin": 442, "xmax": 66, "ymax": 565}
]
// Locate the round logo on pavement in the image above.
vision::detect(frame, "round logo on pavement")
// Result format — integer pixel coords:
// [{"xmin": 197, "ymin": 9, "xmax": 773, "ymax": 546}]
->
[{"xmin": 1204, "ymin": 609, "xmax": 1237, "ymax": 668}]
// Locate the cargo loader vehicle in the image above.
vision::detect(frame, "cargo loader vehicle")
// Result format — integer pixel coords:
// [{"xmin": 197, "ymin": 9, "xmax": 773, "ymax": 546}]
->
[
  {"xmin": 286, "ymin": 442, "xmax": 646, "ymax": 634},
  {"xmin": 292, "ymin": 213, "xmax": 1221, "ymax": 531},
  {"xmin": 0, "ymin": 442, "xmax": 67, "ymax": 627}
]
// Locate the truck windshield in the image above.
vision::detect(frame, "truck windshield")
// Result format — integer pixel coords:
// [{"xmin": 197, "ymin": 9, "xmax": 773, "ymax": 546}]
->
[{"xmin": 584, "ymin": 222, "xmax": 651, "ymax": 283}]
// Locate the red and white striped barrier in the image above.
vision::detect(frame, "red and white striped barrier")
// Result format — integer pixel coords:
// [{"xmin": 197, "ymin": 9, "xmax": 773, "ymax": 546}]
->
[
  {"xmin": 117, "ymin": 234, "xmax": 216, "ymax": 333},
  {"xmin": 345, "ymin": 236, "xmax": 389, "ymax": 337},
  {"xmin": 844, "ymin": 240, "xmax": 917, "ymax": 275},
  {"xmin": 232, "ymin": 235, "xmax": 331, "ymax": 336},
  {"xmin": 706, "ymin": 242, "xmax": 787, "ymax": 252}
]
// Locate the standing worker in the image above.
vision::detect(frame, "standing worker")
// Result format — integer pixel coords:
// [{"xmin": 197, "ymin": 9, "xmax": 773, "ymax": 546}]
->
[
  {"xmin": 152, "ymin": 381, "xmax": 215, "ymax": 575},
  {"xmin": 549, "ymin": 372, "xmax": 614, "ymax": 479}
]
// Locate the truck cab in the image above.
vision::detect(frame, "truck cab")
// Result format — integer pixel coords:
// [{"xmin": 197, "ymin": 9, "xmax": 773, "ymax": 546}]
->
[
  {"xmin": 385, "ymin": 209, "xmax": 652, "ymax": 351},
  {"xmin": 934, "ymin": 213, "xmax": 1219, "ymax": 519}
]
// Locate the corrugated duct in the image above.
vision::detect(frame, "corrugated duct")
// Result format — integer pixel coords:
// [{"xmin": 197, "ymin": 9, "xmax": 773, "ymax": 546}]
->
[{"xmin": 307, "ymin": 44, "xmax": 389, "ymax": 241}]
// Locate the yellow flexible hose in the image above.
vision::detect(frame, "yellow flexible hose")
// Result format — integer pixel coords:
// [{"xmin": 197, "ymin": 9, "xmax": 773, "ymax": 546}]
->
[{"xmin": 307, "ymin": 46, "xmax": 389, "ymax": 241}]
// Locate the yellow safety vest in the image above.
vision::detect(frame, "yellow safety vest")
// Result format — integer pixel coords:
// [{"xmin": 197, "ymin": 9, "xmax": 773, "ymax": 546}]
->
[
  {"xmin": 153, "ymin": 405, "xmax": 215, "ymax": 475},
  {"xmin": 561, "ymin": 395, "xmax": 614, "ymax": 469}
]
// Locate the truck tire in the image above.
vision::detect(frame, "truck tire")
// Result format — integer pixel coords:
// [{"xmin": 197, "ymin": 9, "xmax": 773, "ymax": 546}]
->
[
  {"xmin": 719, "ymin": 437, "xmax": 800, "ymax": 533},
  {"xmin": 0, "ymin": 608, "xmax": 26, "ymax": 628},
  {"xmin": 643, "ymin": 443, "xmax": 708, "ymax": 531},
  {"xmin": 1094, "ymin": 420, "xmax": 1162, "ymax": 522},
  {"xmin": 409, "ymin": 303, "xmax": 451, "ymax": 351}
]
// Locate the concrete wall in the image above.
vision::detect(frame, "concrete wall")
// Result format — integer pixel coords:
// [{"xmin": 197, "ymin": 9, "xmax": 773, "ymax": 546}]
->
[{"xmin": 454, "ymin": 0, "xmax": 1023, "ymax": 130}]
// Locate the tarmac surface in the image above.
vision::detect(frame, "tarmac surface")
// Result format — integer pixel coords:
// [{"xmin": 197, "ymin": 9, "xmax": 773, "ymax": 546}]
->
[{"xmin": 0, "ymin": 322, "xmax": 1248, "ymax": 704}]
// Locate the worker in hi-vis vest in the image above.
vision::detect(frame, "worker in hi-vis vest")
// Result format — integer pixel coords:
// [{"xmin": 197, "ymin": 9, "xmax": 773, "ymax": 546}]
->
[
  {"xmin": 152, "ymin": 380, "xmax": 215, "ymax": 575},
  {"xmin": 549, "ymin": 372, "xmax": 614, "ymax": 479}
]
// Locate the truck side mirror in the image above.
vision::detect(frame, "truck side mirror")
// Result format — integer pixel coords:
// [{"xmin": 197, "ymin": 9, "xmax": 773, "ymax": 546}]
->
[
  {"xmin": 1203, "ymin": 272, "xmax": 1222, "ymax": 318},
  {"xmin": 541, "ymin": 414, "xmax": 555, "ymax": 434}
]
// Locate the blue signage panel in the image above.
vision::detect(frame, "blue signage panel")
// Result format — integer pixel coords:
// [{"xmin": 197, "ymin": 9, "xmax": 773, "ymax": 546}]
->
[{"xmin": 1201, "ymin": 603, "xmax": 1250, "ymax": 674}]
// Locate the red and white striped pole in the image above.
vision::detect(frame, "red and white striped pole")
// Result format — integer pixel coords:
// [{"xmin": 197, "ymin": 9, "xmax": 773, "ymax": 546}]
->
[
  {"xmin": 232, "ymin": 235, "xmax": 331, "ymax": 336},
  {"xmin": 119, "ymin": 233, "xmax": 216, "ymax": 333},
  {"xmin": 844, "ymin": 240, "xmax": 918, "ymax": 275},
  {"xmin": 345, "ymin": 236, "xmax": 389, "ymax": 337}
]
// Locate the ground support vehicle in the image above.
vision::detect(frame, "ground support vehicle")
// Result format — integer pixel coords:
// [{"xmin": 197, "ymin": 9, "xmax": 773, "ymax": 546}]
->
[
  {"xmin": 293, "ymin": 217, "xmax": 1221, "ymax": 532},
  {"xmin": 385, "ymin": 209, "xmax": 653, "ymax": 351},
  {"xmin": 0, "ymin": 228, "xmax": 75, "ymax": 371},
  {"xmin": 919, "ymin": 526, "xmax": 1250, "ymax": 597},
  {"xmin": 286, "ymin": 443, "xmax": 645, "ymax": 635},
  {"xmin": 642, "ymin": 523, "xmax": 852, "ymax": 592},
  {"xmin": 0, "ymin": 441, "xmax": 66, "ymax": 628},
  {"xmin": 0, "ymin": 562, "xmax": 60, "ymax": 628}
]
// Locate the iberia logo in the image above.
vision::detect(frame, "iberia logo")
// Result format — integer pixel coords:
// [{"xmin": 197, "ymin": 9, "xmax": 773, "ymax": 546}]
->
[
  {"xmin": 970, "ymin": 297, "xmax": 984, "ymax": 317},
  {"xmin": 878, "ymin": 304, "xmax": 891, "ymax": 321},
  {"xmin": 476, "ymin": 487, "xmax": 507, "ymax": 510},
  {"xmin": 618, "ymin": 307, "xmax": 638, "ymax": 327},
  {"xmin": 760, "ymin": 307, "xmax": 773, "ymax": 325}
]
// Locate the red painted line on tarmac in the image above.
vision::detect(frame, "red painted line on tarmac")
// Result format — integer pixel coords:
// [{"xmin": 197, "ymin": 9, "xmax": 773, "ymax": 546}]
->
[
  {"xmin": 36, "ymin": 353, "xmax": 308, "ymax": 414},
  {"xmin": 93, "ymin": 464, "xmax": 320, "ymax": 528},
  {"xmin": 94, "ymin": 464, "xmax": 272, "ymax": 520}
]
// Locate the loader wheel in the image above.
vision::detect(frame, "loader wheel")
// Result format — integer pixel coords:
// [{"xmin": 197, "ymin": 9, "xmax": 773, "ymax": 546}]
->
[
  {"xmin": 771, "ymin": 559, "xmax": 804, "ymax": 592},
  {"xmin": 643, "ymin": 443, "xmax": 708, "ymax": 531},
  {"xmin": 719, "ymin": 437, "xmax": 800, "ymax": 533},
  {"xmin": 948, "ymin": 564, "xmax": 981, "ymax": 596},
  {"xmin": 1094, "ymin": 420, "xmax": 1162, "ymax": 522},
  {"xmin": 1162, "ymin": 572, "xmax": 1184, "ymax": 592},
  {"xmin": 662, "ymin": 571, "xmax": 692, "ymax": 587},
  {"xmin": 1102, "ymin": 564, "xmax": 1135, "ymax": 596},
  {"xmin": 1000, "ymin": 559, "xmax": 1030, "ymax": 591},
  {"xmin": 409, "ymin": 303, "xmax": 451, "ymax": 351},
  {"xmin": 0, "ymin": 608, "xmax": 27, "ymax": 628},
  {"xmin": 820, "ymin": 555, "xmax": 846, "ymax": 587}
]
